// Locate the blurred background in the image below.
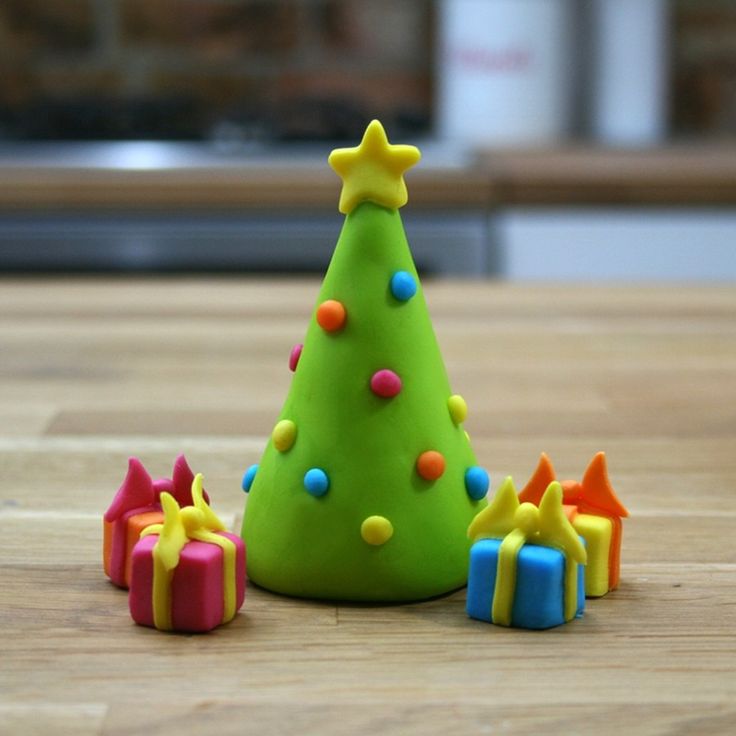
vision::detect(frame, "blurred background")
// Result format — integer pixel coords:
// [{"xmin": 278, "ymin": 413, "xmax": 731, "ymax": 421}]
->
[{"xmin": 0, "ymin": 0, "xmax": 735, "ymax": 279}]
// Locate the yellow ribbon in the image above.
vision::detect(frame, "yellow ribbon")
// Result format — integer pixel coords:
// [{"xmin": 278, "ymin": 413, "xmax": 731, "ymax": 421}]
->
[
  {"xmin": 468, "ymin": 478, "xmax": 587, "ymax": 626},
  {"xmin": 141, "ymin": 474, "xmax": 236, "ymax": 631}
]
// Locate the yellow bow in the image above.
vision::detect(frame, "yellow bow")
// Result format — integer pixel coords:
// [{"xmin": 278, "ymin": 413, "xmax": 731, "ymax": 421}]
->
[
  {"xmin": 141, "ymin": 474, "xmax": 235, "ymax": 631},
  {"xmin": 468, "ymin": 478, "xmax": 586, "ymax": 626}
]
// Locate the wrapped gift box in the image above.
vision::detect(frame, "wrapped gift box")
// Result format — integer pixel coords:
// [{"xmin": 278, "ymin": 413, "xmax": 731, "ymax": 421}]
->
[
  {"xmin": 130, "ymin": 531, "xmax": 245, "ymax": 633},
  {"xmin": 467, "ymin": 537, "xmax": 585, "ymax": 630},
  {"xmin": 466, "ymin": 478, "xmax": 586, "ymax": 630},
  {"xmin": 519, "ymin": 452, "xmax": 628, "ymax": 597},
  {"xmin": 103, "ymin": 455, "xmax": 206, "ymax": 589},
  {"xmin": 129, "ymin": 476, "xmax": 246, "ymax": 633}
]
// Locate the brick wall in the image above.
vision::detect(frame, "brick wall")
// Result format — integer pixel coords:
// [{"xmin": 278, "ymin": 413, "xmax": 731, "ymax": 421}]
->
[
  {"xmin": 674, "ymin": 0, "xmax": 736, "ymax": 137},
  {"xmin": 0, "ymin": 0, "xmax": 433, "ymax": 140}
]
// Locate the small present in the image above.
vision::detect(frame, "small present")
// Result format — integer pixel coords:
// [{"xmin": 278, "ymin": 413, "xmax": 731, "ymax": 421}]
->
[
  {"xmin": 103, "ymin": 454, "xmax": 206, "ymax": 588},
  {"xmin": 466, "ymin": 478, "xmax": 586, "ymax": 630},
  {"xmin": 519, "ymin": 452, "xmax": 628, "ymax": 597},
  {"xmin": 129, "ymin": 474, "xmax": 246, "ymax": 633}
]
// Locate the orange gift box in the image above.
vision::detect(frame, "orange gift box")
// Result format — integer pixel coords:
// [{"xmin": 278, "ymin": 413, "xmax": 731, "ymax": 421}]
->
[
  {"xmin": 103, "ymin": 454, "xmax": 207, "ymax": 588},
  {"xmin": 519, "ymin": 452, "xmax": 628, "ymax": 597}
]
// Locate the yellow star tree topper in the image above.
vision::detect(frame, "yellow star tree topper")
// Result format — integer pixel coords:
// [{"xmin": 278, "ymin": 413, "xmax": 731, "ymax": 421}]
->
[{"xmin": 328, "ymin": 120, "xmax": 421, "ymax": 214}]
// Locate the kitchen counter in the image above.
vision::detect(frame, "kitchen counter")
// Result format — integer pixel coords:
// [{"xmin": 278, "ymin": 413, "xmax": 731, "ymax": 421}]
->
[
  {"xmin": 0, "ymin": 141, "xmax": 492, "ymax": 211},
  {"xmin": 1, "ymin": 278, "xmax": 734, "ymax": 735},
  {"xmin": 1, "ymin": 142, "xmax": 735, "ymax": 210},
  {"xmin": 478, "ymin": 144, "xmax": 736, "ymax": 205}
]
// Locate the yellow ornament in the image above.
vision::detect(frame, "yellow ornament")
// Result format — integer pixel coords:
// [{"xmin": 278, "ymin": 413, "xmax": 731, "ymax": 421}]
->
[
  {"xmin": 448, "ymin": 394, "xmax": 468, "ymax": 425},
  {"xmin": 361, "ymin": 515, "xmax": 394, "ymax": 546},
  {"xmin": 272, "ymin": 419, "xmax": 297, "ymax": 452}
]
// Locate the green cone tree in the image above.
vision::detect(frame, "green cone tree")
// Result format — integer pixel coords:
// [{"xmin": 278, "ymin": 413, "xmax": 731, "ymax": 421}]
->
[{"xmin": 241, "ymin": 120, "xmax": 489, "ymax": 601}]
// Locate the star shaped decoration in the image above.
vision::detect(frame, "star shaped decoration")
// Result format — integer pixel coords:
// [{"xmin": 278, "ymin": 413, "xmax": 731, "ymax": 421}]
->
[{"xmin": 328, "ymin": 120, "xmax": 421, "ymax": 214}]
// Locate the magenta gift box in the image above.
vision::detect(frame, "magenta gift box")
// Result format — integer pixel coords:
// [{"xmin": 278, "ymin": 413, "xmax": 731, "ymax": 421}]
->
[{"xmin": 129, "ymin": 531, "xmax": 246, "ymax": 633}]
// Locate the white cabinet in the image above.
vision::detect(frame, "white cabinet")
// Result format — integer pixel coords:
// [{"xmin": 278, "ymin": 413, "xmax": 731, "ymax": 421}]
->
[{"xmin": 497, "ymin": 208, "xmax": 736, "ymax": 281}]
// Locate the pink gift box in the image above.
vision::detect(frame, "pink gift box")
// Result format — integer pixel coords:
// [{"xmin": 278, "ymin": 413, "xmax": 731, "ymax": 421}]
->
[{"xmin": 129, "ymin": 531, "xmax": 246, "ymax": 633}]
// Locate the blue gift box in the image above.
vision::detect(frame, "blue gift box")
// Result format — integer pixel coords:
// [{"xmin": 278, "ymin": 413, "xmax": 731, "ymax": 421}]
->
[{"xmin": 467, "ymin": 538, "xmax": 586, "ymax": 630}]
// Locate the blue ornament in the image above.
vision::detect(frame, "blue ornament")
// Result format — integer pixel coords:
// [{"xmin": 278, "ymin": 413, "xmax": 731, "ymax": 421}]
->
[
  {"xmin": 304, "ymin": 468, "xmax": 330, "ymax": 497},
  {"xmin": 242, "ymin": 464, "xmax": 258, "ymax": 493},
  {"xmin": 465, "ymin": 466, "xmax": 490, "ymax": 500},
  {"xmin": 390, "ymin": 271, "xmax": 417, "ymax": 302}
]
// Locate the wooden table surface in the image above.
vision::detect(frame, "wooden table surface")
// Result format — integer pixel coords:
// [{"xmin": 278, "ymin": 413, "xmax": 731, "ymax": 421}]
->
[{"xmin": 1, "ymin": 278, "xmax": 735, "ymax": 735}]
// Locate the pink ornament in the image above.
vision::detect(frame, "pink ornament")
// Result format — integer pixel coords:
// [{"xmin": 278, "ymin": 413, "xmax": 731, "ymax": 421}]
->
[
  {"xmin": 370, "ymin": 369, "xmax": 402, "ymax": 398},
  {"xmin": 289, "ymin": 343, "xmax": 303, "ymax": 372}
]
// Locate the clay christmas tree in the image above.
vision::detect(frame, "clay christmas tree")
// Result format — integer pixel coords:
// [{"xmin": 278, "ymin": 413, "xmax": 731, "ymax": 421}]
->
[{"xmin": 241, "ymin": 120, "xmax": 489, "ymax": 601}]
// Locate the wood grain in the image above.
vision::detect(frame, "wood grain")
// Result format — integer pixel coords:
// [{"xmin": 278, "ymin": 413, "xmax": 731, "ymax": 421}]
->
[
  {"xmin": 479, "ymin": 144, "xmax": 736, "ymax": 205},
  {"xmin": 0, "ymin": 166, "xmax": 492, "ymax": 211},
  {"xmin": 2, "ymin": 145, "xmax": 736, "ymax": 211},
  {"xmin": 1, "ymin": 278, "xmax": 735, "ymax": 735}
]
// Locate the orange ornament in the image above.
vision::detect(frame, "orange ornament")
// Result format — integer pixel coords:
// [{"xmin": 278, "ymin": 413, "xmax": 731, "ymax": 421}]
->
[
  {"xmin": 316, "ymin": 300, "xmax": 346, "ymax": 332},
  {"xmin": 417, "ymin": 450, "xmax": 445, "ymax": 481}
]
